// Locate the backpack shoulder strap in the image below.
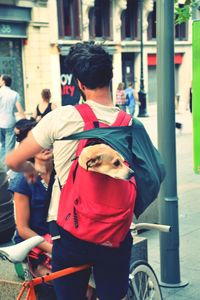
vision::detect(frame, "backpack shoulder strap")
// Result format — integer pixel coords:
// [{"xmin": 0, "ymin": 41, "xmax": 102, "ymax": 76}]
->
[
  {"xmin": 75, "ymin": 104, "xmax": 99, "ymax": 128},
  {"xmin": 112, "ymin": 110, "xmax": 132, "ymax": 126},
  {"xmin": 74, "ymin": 104, "xmax": 98, "ymax": 155},
  {"xmin": 76, "ymin": 103, "xmax": 131, "ymax": 127}
]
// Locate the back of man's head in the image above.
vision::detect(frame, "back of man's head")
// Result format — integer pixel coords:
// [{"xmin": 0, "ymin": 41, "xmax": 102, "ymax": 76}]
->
[
  {"xmin": 65, "ymin": 41, "xmax": 113, "ymax": 89},
  {"xmin": 2, "ymin": 74, "xmax": 12, "ymax": 87},
  {"xmin": 128, "ymin": 82, "xmax": 134, "ymax": 88}
]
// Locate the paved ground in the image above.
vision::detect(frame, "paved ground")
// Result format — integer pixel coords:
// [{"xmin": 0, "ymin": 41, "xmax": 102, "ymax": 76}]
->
[{"xmin": 138, "ymin": 103, "xmax": 200, "ymax": 300}]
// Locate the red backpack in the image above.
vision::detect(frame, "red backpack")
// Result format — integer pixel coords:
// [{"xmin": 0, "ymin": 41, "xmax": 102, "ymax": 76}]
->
[{"xmin": 56, "ymin": 104, "xmax": 136, "ymax": 248}]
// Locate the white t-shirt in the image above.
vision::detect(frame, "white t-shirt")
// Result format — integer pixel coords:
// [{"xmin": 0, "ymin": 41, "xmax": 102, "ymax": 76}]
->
[
  {"xmin": 0, "ymin": 86, "xmax": 20, "ymax": 128},
  {"xmin": 32, "ymin": 100, "xmax": 121, "ymax": 221}
]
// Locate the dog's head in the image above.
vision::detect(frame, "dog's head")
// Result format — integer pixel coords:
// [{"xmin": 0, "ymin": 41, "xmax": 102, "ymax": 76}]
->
[{"xmin": 78, "ymin": 144, "xmax": 134, "ymax": 180}]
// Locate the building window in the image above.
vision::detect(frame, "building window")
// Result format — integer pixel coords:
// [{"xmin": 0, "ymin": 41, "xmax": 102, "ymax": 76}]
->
[
  {"xmin": 57, "ymin": 0, "xmax": 81, "ymax": 39},
  {"xmin": 175, "ymin": 22, "xmax": 188, "ymax": 40},
  {"xmin": 147, "ymin": 3, "xmax": 188, "ymax": 41},
  {"xmin": 89, "ymin": 0, "xmax": 112, "ymax": 39},
  {"xmin": 147, "ymin": 1, "xmax": 156, "ymax": 40},
  {"xmin": 121, "ymin": 0, "xmax": 139, "ymax": 40},
  {"xmin": 175, "ymin": 3, "xmax": 188, "ymax": 41}
]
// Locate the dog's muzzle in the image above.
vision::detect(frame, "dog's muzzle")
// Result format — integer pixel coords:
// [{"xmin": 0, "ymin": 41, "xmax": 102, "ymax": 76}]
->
[{"xmin": 126, "ymin": 169, "xmax": 135, "ymax": 180}]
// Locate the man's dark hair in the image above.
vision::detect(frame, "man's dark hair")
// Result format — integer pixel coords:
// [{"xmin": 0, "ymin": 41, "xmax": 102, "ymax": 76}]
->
[
  {"xmin": 128, "ymin": 82, "xmax": 135, "ymax": 88},
  {"xmin": 2, "ymin": 74, "xmax": 12, "ymax": 87},
  {"xmin": 65, "ymin": 41, "xmax": 113, "ymax": 89},
  {"xmin": 15, "ymin": 119, "xmax": 37, "ymax": 143}
]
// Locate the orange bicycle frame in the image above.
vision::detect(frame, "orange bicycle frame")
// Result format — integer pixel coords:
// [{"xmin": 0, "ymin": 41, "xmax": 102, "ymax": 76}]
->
[{"xmin": 16, "ymin": 264, "xmax": 91, "ymax": 300}]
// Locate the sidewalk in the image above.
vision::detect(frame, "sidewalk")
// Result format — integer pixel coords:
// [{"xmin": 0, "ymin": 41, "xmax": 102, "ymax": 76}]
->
[{"xmin": 137, "ymin": 103, "xmax": 200, "ymax": 300}]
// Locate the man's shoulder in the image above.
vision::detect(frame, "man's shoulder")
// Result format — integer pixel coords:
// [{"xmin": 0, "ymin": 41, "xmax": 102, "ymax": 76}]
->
[
  {"xmin": 50, "ymin": 104, "xmax": 81, "ymax": 119},
  {"xmin": 33, "ymin": 104, "xmax": 83, "ymax": 137},
  {"xmin": 125, "ymin": 87, "xmax": 131, "ymax": 94},
  {"xmin": 1, "ymin": 86, "xmax": 19, "ymax": 99},
  {"xmin": 10, "ymin": 88, "xmax": 19, "ymax": 98}
]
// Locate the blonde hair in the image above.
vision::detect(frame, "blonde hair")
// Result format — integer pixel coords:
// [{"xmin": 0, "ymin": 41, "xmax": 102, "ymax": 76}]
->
[{"xmin": 117, "ymin": 82, "xmax": 124, "ymax": 90}]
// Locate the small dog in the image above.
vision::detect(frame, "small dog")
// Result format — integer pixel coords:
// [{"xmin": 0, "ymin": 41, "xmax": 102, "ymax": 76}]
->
[{"xmin": 78, "ymin": 143, "xmax": 134, "ymax": 180}]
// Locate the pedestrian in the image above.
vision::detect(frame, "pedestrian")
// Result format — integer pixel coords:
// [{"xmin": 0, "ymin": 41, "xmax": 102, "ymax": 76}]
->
[
  {"xmin": 9, "ymin": 119, "xmax": 56, "ymax": 299},
  {"xmin": 6, "ymin": 42, "xmax": 136, "ymax": 300},
  {"xmin": 32, "ymin": 88, "xmax": 57, "ymax": 122},
  {"xmin": 189, "ymin": 86, "xmax": 192, "ymax": 113},
  {"xmin": 125, "ymin": 82, "xmax": 138, "ymax": 117},
  {"xmin": 0, "ymin": 161, "xmax": 15, "ymax": 245},
  {"xmin": 185, "ymin": 86, "xmax": 192, "ymax": 113},
  {"xmin": 9, "ymin": 119, "xmax": 53, "ymax": 260},
  {"xmin": 116, "ymin": 82, "xmax": 127, "ymax": 111},
  {"xmin": 9, "ymin": 149, "xmax": 54, "ymax": 276},
  {"xmin": 0, "ymin": 74, "xmax": 25, "ymax": 167}
]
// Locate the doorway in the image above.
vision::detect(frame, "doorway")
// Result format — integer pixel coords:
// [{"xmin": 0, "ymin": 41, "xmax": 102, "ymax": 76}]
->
[
  {"xmin": 122, "ymin": 52, "xmax": 136, "ymax": 88},
  {"xmin": 0, "ymin": 38, "xmax": 24, "ymax": 108}
]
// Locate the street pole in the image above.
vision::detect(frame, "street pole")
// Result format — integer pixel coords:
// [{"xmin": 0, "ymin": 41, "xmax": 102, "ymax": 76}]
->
[
  {"xmin": 137, "ymin": 0, "xmax": 149, "ymax": 117},
  {"xmin": 157, "ymin": 0, "xmax": 188, "ymax": 287}
]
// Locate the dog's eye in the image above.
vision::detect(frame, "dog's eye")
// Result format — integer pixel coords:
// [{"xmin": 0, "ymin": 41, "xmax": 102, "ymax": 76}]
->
[{"xmin": 113, "ymin": 159, "xmax": 121, "ymax": 167}]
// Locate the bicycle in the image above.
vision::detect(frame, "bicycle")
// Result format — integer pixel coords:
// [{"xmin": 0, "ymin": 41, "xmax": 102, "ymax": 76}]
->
[
  {"xmin": 0, "ymin": 223, "xmax": 170, "ymax": 300},
  {"xmin": 127, "ymin": 223, "xmax": 170, "ymax": 300}
]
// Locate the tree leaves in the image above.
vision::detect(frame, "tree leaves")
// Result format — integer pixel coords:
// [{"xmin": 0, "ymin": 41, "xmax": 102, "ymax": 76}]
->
[{"xmin": 174, "ymin": 0, "xmax": 199, "ymax": 24}]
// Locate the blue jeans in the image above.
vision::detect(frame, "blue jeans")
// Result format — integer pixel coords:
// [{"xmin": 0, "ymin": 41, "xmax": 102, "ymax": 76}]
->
[
  {"xmin": 52, "ymin": 226, "xmax": 133, "ymax": 300},
  {"xmin": 128, "ymin": 104, "xmax": 136, "ymax": 117},
  {"xmin": 0, "ymin": 127, "xmax": 16, "ymax": 166}
]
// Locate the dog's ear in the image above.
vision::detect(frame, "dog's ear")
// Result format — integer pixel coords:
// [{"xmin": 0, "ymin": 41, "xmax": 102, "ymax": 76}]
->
[{"xmin": 86, "ymin": 155, "xmax": 102, "ymax": 170}]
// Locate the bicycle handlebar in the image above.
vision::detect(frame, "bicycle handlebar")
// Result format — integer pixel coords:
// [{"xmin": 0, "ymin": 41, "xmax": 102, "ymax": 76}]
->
[
  {"xmin": 0, "ymin": 223, "xmax": 171, "ymax": 264},
  {"xmin": 130, "ymin": 223, "xmax": 171, "ymax": 233}
]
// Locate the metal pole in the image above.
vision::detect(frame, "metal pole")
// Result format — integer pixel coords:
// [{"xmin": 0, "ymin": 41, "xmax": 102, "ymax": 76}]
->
[
  {"xmin": 157, "ymin": 0, "xmax": 188, "ymax": 287},
  {"xmin": 138, "ymin": 0, "xmax": 149, "ymax": 117}
]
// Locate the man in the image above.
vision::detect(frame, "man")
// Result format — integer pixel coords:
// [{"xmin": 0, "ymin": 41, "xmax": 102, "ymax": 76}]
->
[
  {"xmin": 0, "ymin": 74, "xmax": 25, "ymax": 167},
  {"xmin": 6, "ymin": 42, "xmax": 132, "ymax": 300},
  {"xmin": 125, "ymin": 82, "xmax": 138, "ymax": 117},
  {"xmin": 0, "ymin": 161, "xmax": 15, "ymax": 244}
]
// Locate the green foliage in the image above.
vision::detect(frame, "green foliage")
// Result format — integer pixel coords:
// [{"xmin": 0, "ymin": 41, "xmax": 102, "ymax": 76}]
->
[{"xmin": 174, "ymin": 0, "xmax": 199, "ymax": 24}]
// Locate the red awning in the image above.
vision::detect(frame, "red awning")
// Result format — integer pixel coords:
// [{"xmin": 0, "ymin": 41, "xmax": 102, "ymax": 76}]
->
[{"xmin": 148, "ymin": 53, "xmax": 184, "ymax": 66}]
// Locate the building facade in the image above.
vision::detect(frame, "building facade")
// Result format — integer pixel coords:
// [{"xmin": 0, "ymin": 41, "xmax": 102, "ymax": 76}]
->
[
  {"xmin": 0, "ymin": 0, "xmax": 60, "ymax": 114},
  {"xmin": 0, "ymin": 0, "xmax": 192, "ymax": 113}
]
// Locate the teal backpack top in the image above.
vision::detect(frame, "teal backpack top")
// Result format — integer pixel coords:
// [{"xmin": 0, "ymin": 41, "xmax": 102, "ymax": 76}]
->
[{"xmin": 59, "ymin": 118, "xmax": 165, "ymax": 218}]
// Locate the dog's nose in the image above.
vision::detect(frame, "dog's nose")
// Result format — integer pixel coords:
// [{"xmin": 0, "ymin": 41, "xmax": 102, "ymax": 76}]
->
[{"xmin": 126, "ymin": 169, "xmax": 135, "ymax": 180}]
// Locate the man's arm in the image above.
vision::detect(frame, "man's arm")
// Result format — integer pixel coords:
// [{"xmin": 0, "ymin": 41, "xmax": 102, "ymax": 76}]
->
[
  {"xmin": 16, "ymin": 100, "xmax": 26, "ymax": 119},
  {"xmin": 6, "ymin": 132, "xmax": 43, "ymax": 172}
]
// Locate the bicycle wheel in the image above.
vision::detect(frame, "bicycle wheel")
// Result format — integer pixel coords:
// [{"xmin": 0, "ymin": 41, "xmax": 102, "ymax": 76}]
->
[{"xmin": 127, "ymin": 260, "xmax": 163, "ymax": 300}]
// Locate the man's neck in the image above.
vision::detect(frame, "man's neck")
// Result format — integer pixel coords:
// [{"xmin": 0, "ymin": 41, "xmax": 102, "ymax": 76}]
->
[{"xmin": 85, "ymin": 87, "xmax": 113, "ymax": 107}]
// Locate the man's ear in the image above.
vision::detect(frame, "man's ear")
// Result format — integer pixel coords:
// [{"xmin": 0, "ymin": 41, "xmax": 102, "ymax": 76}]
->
[{"xmin": 77, "ymin": 79, "xmax": 86, "ymax": 91}]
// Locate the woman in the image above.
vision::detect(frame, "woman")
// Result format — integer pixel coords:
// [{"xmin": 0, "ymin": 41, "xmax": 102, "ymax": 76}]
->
[
  {"xmin": 33, "ymin": 89, "xmax": 57, "ymax": 122},
  {"xmin": 115, "ymin": 82, "xmax": 127, "ymax": 112},
  {"xmin": 9, "ymin": 149, "xmax": 53, "ymax": 276},
  {"xmin": 9, "ymin": 119, "xmax": 56, "ymax": 298},
  {"xmin": 10, "ymin": 119, "xmax": 53, "ymax": 268}
]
